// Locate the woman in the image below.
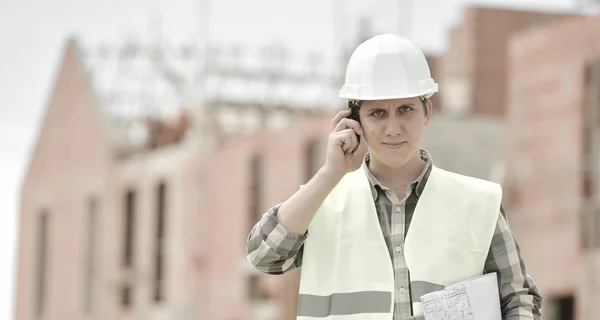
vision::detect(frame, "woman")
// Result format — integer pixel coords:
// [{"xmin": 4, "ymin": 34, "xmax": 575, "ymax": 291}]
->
[{"xmin": 246, "ymin": 34, "xmax": 542, "ymax": 320}]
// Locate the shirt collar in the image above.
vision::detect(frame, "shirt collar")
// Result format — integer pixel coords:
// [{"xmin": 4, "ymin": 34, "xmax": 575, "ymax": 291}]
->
[{"xmin": 362, "ymin": 149, "xmax": 433, "ymax": 200}]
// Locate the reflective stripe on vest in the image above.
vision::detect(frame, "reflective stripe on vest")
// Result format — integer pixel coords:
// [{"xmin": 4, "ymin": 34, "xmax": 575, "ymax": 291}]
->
[
  {"xmin": 297, "ymin": 165, "xmax": 501, "ymax": 319},
  {"xmin": 297, "ymin": 291, "xmax": 392, "ymax": 317}
]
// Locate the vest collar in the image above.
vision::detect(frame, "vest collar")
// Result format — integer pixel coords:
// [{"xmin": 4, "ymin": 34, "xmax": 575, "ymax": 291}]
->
[{"xmin": 362, "ymin": 149, "xmax": 434, "ymax": 200}]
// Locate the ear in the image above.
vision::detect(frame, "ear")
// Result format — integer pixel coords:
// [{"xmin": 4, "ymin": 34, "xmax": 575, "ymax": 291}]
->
[{"xmin": 424, "ymin": 99, "xmax": 433, "ymax": 125}]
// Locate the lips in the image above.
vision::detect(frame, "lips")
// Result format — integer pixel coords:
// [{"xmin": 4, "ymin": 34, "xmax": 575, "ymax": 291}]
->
[{"xmin": 382, "ymin": 142, "xmax": 406, "ymax": 149}]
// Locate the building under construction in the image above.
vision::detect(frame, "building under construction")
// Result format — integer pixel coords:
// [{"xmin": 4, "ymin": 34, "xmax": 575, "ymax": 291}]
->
[{"xmin": 12, "ymin": 5, "xmax": 600, "ymax": 320}]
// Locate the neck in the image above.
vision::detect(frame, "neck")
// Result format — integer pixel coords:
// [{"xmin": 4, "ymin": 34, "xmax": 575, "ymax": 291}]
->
[{"xmin": 368, "ymin": 151, "xmax": 426, "ymax": 188}]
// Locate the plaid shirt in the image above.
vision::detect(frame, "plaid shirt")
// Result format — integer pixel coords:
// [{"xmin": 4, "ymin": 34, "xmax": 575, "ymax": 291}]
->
[{"xmin": 246, "ymin": 150, "xmax": 543, "ymax": 320}]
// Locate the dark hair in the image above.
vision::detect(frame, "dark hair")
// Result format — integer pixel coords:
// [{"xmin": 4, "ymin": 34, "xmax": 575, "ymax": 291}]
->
[{"xmin": 419, "ymin": 97, "xmax": 430, "ymax": 117}]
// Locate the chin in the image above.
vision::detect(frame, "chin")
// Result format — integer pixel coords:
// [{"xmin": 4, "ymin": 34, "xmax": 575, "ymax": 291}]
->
[
  {"xmin": 381, "ymin": 157, "xmax": 412, "ymax": 168},
  {"xmin": 372, "ymin": 145, "xmax": 417, "ymax": 168},
  {"xmin": 373, "ymin": 152, "xmax": 412, "ymax": 168}
]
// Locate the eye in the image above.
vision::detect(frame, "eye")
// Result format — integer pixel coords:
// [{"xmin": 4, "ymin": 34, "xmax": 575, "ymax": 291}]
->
[
  {"xmin": 370, "ymin": 110, "xmax": 385, "ymax": 117},
  {"xmin": 399, "ymin": 105, "xmax": 413, "ymax": 113}
]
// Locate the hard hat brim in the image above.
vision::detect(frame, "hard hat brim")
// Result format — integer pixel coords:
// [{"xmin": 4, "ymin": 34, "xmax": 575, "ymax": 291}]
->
[{"xmin": 339, "ymin": 81, "xmax": 438, "ymax": 101}]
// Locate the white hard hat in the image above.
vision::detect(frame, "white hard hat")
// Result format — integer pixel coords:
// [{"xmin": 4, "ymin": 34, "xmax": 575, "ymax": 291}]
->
[{"xmin": 339, "ymin": 34, "xmax": 438, "ymax": 101}]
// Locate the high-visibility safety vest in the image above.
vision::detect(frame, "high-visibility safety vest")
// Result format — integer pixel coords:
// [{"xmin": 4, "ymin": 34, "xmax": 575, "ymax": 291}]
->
[{"xmin": 296, "ymin": 165, "xmax": 502, "ymax": 319}]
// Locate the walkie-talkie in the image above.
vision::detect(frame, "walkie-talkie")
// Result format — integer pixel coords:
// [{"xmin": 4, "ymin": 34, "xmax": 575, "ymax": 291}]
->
[{"xmin": 348, "ymin": 101, "xmax": 361, "ymax": 153}]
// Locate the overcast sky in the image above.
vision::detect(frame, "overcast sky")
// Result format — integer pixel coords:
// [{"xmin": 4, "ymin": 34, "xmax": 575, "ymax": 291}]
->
[{"xmin": 0, "ymin": 0, "xmax": 576, "ymax": 318}]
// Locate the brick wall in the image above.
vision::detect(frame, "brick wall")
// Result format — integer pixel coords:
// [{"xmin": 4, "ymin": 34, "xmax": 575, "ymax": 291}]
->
[
  {"xmin": 201, "ymin": 114, "xmax": 334, "ymax": 319},
  {"xmin": 441, "ymin": 6, "xmax": 577, "ymax": 117},
  {"xmin": 506, "ymin": 15, "xmax": 600, "ymax": 320},
  {"xmin": 15, "ymin": 40, "xmax": 114, "ymax": 320}
]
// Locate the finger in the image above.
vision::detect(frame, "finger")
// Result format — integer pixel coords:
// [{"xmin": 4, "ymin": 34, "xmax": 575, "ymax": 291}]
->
[
  {"xmin": 351, "ymin": 136, "xmax": 361, "ymax": 154},
  {"xmin": 331, "ymin": 110, "xmax": 352, "ymax": 130},
  {"xmin": 341, "ymin": 133, "xmax": 354, "ymax": 153},
  {"xmin": 348, "ymin": 130, "xmax": 359, "ymax": 153},
  {"xmin": 334, "ymin": 117, "xmax": 363, "ymax": 136},
  {"xmin": 332, "ymin": 130, "xmax": 351, "ymax": 152},
  {"xmin": 334, "ymin": 129, "xmax": 358, "ymax": 153}
]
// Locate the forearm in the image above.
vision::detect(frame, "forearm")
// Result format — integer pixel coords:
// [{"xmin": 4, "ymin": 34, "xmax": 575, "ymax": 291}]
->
[
  {"xmin": 485, "ymin": 208, "xmax": 543, "ymax": 320},
  {"xmin": 503, "ymin": 312, "xmax": 537, "ymax": 319},
  {"xmin": 500, "ymin": 274, "xmax": 542, "ymax": 320},
  {"xmin": 501, "ymin": 294, "xmax": 540, "ymax": 320},
  {"xmin": 246, "ymin": 205, "xmax": 306, "ymax": 274},
  {"xmin": 277, "ymin": 166, "xmax": 343, "ymax": 235}
]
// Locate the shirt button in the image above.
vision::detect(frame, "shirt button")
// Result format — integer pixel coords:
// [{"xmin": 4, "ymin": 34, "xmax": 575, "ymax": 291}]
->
[
  {"xmin": 395, "ymin": 207, "xmax": 401, "ymax": 213},
  {"xmin": 395, "ymin": 246, "xmax": 402, "ymax": 253}
]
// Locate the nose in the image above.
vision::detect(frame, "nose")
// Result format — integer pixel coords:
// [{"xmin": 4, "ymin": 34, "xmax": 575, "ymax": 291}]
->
[{"xmin": 384, "ymin": 116, "xmax": 403, "ymax": 136}]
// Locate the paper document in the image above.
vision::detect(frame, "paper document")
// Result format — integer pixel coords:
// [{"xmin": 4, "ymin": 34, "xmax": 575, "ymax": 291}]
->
[{"xmin": 419, "ymin": 273, "xmax": 501, "ymax": 320}]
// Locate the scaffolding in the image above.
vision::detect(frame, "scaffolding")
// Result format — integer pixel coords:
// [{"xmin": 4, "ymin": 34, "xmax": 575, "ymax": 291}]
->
[{"xmin": 81, "ymin": 39, "xmax": 341, "ymax": 155}]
